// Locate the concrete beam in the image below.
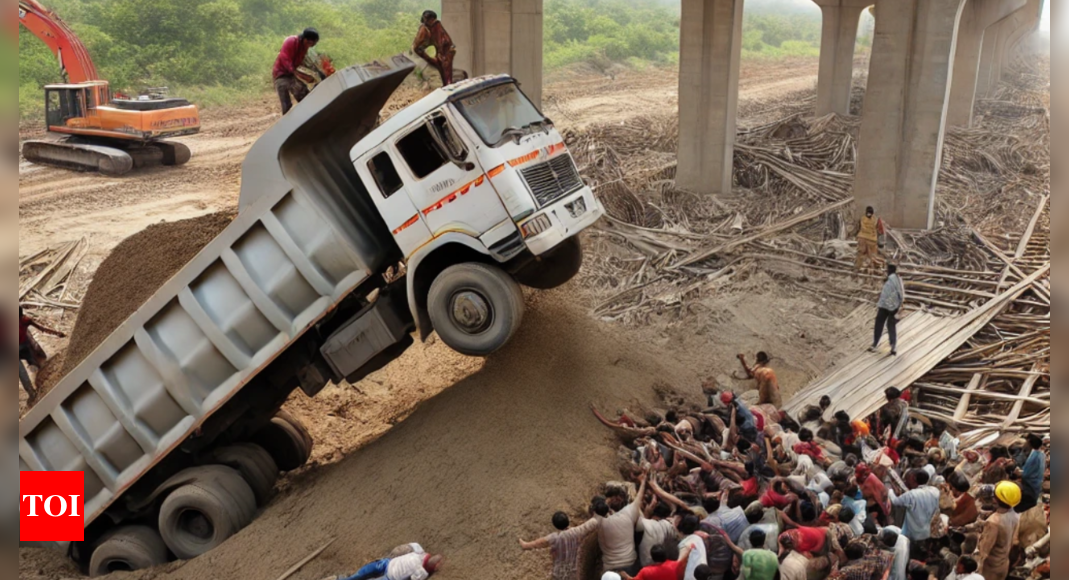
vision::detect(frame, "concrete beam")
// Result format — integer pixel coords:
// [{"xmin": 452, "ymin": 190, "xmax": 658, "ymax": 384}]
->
[
  {"xmin": 812, "ymin": 0, "xmax": 871, "ymax": 116},
  {"xmin": 676, "ymin": 0, "xmax": 745, "ymax": 195},
  {"xmin": 854, "ymin": 0, "xmax": 967, "ymax": 230},
  {"xmin": 947, "ymin": 0, "xmax": 1026, "ymax": 127},
  {"xmin": 442, "ymin": 0, "xmax": 544, "ymax": 107}
]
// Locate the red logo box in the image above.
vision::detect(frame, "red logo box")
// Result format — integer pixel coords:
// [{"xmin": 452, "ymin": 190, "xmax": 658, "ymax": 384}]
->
[{"xmin": 20, "ymin": 472, "xmax": 85, "ymax": 542}]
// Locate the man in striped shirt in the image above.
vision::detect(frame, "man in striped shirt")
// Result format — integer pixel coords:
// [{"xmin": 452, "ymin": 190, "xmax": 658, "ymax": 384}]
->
[{"xmin": 521, "ymin": 511, "xmax": 600, "ymax": 580}]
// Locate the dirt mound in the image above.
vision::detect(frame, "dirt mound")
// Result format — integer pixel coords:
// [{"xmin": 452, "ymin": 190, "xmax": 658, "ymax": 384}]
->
[
  {"xmin": 44, "ymin": 295, "xmax": 698, "ymax": 580},
  {"xmin": 56, "ymin": 212, "xmax": 235, "ymax": 383}
]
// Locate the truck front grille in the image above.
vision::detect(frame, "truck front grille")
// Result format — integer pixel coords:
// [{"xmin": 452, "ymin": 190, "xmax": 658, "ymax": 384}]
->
[{"xmin": 520, "ymin": 154, "xmax": 584, "ymax": 207}]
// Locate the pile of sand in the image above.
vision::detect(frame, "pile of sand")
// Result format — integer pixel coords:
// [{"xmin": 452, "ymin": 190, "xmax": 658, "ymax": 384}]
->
[{"xmin": 54, "ymin": 212, "xmax": 235, "ymax": 383}]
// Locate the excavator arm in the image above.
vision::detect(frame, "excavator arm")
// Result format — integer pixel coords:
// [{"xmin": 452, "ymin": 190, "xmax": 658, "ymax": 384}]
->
[{"xmin": 17, "ymin": 0, "xmax": 98, "ymax": 83}]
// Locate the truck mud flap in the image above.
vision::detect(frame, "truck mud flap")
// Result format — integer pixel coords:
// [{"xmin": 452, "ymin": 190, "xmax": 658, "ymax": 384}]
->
[{"xmin": 320, "ymin": 295, "xmax": 415, "ymax": 382}]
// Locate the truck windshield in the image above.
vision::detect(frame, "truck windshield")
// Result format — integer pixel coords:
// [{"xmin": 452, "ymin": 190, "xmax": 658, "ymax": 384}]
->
[{"xmin": 454, "ymin": 83, "xmax": 546, "ymax": 147}]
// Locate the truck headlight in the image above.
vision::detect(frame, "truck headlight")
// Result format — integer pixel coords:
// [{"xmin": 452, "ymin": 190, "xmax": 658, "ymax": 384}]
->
[{"xmin": 521, "ymin": 214, "xmax": 552, "ymax": 239}]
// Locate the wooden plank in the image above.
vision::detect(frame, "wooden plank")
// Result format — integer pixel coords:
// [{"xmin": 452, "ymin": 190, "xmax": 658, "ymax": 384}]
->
[
  {"xmin": 1002, "ymin": 364, "xmax": 1041, "ymax": 429},
  {"xmin": 953, "ymin": 374, "xmax": 984, "ymax": 421},
  {"xmin": 996, "ymin": 195, "xmax": 1048, "ymax": 290},
  {"xmin": 671, "ymin": 198, "xmax": 852, "ymax": 270},
  {"xmin": 785, "ymin": 264, "xmax": 1049, "ymax": 422}
]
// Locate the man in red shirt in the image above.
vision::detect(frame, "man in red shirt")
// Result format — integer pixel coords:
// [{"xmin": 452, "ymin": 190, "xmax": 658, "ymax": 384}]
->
[
  {"xmin": 621, "ymin": 542, "xmax": 697, "ymax": 580},
  {"xmin": 273, "ymin": 28, "xmax": 320, "ymax": 114},
  {"xmin": 413, "ymin": 11, "xmax": 457, "ymax": 86},
  {"xmin": 19, "ymin": 306, "xmax": 65, "ymax": 401}
]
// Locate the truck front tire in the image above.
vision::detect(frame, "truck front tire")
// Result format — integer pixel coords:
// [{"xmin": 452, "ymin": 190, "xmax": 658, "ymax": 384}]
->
[
  {"xmin": 428, "ymin": 263, "xmax": 524, "ymax": 356},
  {"xmin": 514, "ymin": 237, "xmax": 584, "ymax": 290},
  {"xmin": 158, "ymin": 467, "xmax": 256, "ymax": 560},
  {"xmin": 89, "ymin": 526, "xmax": 169, "ymax": 577}
]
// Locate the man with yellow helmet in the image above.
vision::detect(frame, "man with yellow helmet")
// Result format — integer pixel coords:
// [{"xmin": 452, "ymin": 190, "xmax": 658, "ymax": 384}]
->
[{"xmin": 976, "ymin": 482, "xmax": 1021, "ymax": 580}]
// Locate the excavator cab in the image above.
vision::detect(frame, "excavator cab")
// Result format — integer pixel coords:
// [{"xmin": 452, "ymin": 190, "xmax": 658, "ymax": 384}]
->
[{"xmin": 44, "ymin": 83, "xmax": 101, "ymax": 131}]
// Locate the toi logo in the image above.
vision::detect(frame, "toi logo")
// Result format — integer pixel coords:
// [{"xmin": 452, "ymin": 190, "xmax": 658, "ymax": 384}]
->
[{"xmin": 20, "ymin": 472, "xmax": 85, "ymax": 542}]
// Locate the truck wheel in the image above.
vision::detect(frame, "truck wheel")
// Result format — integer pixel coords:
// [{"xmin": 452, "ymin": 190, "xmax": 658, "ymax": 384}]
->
[
  {"xmin": 159, "ymin": 467, "xmax": 256, "ymax": 560},
  {"xmin": 207, "ymin": 444, "xmax": 279, "ymax": 507},
  {"xmin": 89, "ymin": 526, "xmax": 169, "ymax": 576},
  {"xmin": 253, "ymin": 412, "xmax": 313, "ymax": 472},
  {"xmin": 514, "ymin": 237, "xmax": 584, "ymax": 290},
  {"xmin": 428, "ymin": 263, "xmax": 524, "ymax": 356}
]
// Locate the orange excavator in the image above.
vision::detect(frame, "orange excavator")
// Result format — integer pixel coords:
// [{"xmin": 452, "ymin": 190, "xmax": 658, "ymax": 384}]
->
[{"xmin": 17, "ymin": 0, "xmax": 201, "ymax": 175}]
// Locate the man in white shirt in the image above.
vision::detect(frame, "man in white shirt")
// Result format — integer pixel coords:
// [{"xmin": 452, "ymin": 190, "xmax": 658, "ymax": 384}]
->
[
  {"xmin": 638, "ymin": 503, "xmax": 679, "ymax": 567},
  {"xmin": 595, "ymin": 474, "xmax": 648, "ymax": 576},
  {"xmin": 677, "ymin": 515, "xmax": 708, "ymax": 580},
  {"xmin": 342, "ymin": 544, "xmax": 443, "ymax": 580},
  {"xmin": 890, "ymin": 470, "xmax": 941, "ymax": 544},
  {"xmin": 880, "ymin": 528, "xmax": 910, "ymax": 580}
]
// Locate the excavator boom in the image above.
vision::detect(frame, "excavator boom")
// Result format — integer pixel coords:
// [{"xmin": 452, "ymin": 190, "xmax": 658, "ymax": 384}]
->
[{"xmin": 18, "ymin": 0, "xmax": 98, "ymax": 83}]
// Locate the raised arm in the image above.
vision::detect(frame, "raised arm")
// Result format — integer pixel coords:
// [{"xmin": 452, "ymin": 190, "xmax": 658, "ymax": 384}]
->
[
  {"xmin": 663, "ymin": 441, "xmax": 716, "ymax": 473},
  {"xmin": 635, "ymin": 472, "xmax": 649, "ymax": 514},
  {"xmin": 737, "ymin": 354, "xmax": 756, "ymax": 379},
  {"xmin": 677, "ymin": 544, "xmax": 696, "ymax": 580},
  {"xmin": 649, "ymin": 477, "xmax": 692, "ymax": 513},
  {"xmin": 716, "ymin": 527, "xmax": 745, "ymax": 557},
  {"xmin": 519, "ymin": 537, "xmax": 551, "ymax": 551}
]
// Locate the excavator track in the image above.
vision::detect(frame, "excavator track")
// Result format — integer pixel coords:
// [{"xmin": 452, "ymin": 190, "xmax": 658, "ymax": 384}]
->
[{"xmin": 21, "ymin": 139, "xmax": 192, "ymax": 176}]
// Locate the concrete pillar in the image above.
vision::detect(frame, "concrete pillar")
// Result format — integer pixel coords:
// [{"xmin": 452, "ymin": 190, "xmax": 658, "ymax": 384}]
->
[
  {"xmin": 676, "ymin": 0, "xmax": 745, "ymax": 195},
  {"xmin": 442, "ymin": 0, "xmax": 544, "ymax": 107},
  {"xmin": 812, "ymin": 0, "xmax": 871, "ymax": 117},
  {"xmin": 1000, "ymin": 0, "xmax": 1043, "ymax": 68},
  {"xmin": 976, "ymin": 0, "xmax": 1039, "ymax": 97},
  {"xmin": 947, "ymin": 0, "xmax": 1026, "ymax": 127},
  {"xmin": 853, "ymin": 0, "xmax": 967, "ymax": 230}
]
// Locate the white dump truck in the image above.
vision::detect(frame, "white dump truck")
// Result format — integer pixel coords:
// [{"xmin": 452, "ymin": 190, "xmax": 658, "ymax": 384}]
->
[{"xmin": 18, "ymin": 55, "xmax": 602, "ymax": 575}]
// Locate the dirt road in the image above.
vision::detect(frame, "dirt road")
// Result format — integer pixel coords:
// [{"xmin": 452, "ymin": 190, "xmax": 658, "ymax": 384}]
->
[{"xmin": 18, "ymin": 59, "xmax": 829, "ymax": 580}]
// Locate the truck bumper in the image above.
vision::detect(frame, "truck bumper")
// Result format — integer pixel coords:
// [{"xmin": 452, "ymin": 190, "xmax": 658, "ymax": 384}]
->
[{"xmin": 521, "ymin": 187, "xmax": 603, "ymax": 256}]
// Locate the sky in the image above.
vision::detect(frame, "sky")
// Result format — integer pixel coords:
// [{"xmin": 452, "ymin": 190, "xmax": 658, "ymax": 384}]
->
[{"xmin": 1041, "ymin": 0, "xmax": 1050, "ymax": 31}]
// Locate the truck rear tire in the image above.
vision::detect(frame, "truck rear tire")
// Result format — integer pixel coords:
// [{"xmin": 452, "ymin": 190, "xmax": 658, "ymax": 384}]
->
[
  {"xmin": 427, "ymin": 263, "xmax": 524, "ymax": 356},
  {"xmin": 253, "ymin": 412, "xmax": 313, "ymax": 472},
  {"xmin": 514, "ymin": 237, "xmax": 584, "ymax": 290},
  {"xmin": 159, "ymin": 467, "xmax": 256, "ymax": 560},
  {"xmin": 89, "ymin": 526, "xmax": 169, "ymax": 577},
  {"xmin": 207, "ymin": 443, "xmax": 279, "ymax": 507}
]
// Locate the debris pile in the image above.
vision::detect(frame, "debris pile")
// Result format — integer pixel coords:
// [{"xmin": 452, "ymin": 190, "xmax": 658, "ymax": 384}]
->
[
  {"xmin": 572, "ymin": 62, "xmax": 1049, "ymax": 326},
  {"xmin": 18, "ymin": 238, "xmax": 88, "ymax": 312}
]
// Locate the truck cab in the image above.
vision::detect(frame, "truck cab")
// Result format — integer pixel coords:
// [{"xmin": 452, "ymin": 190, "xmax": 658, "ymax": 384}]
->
[{"xmin": 353, "ymin": 76, "xmax": 602, "ymax": 355}]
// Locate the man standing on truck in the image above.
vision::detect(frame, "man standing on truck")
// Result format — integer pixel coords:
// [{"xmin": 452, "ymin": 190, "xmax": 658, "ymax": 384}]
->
[
  {"xmin": 274, "ymin": 28, "xmax": 321, "ymax": 115},
  {"xmin": 413, "ymin": 10, "xmax": 457, "ymax": 87},
  {"xmin": 18, "ymin": 306, "xmax": 65, "ymax": 401}
]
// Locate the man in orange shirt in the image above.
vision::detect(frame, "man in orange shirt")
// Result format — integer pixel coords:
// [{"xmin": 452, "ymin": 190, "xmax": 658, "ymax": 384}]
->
[
  {"xmin": 737, "ymin": 352, "xmax": 782, "ymax": 408},
  {"xmin": 413, "ymin": 11, "xmax": 457, "ymax": 86}
]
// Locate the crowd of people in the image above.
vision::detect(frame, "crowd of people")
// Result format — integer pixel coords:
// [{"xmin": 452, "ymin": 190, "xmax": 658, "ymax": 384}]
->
[{"xmin": 522, "ymin": 357, "xmax": 1050, "ymax": 580}]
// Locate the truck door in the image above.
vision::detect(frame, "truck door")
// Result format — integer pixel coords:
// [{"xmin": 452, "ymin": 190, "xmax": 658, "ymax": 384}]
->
[
  {"xmin": 360, "ymin": 148, "xmax": 433, "ymax": 258},
  {"xmin": 392, "ymin": 110, "xmax": 509, "ymax": 238}
]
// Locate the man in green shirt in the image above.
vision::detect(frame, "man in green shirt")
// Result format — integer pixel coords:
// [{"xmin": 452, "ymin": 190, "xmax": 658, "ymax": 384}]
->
[{"xmin": 717, "ymin": 528, "xmax": 779, "ymax": 580}]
